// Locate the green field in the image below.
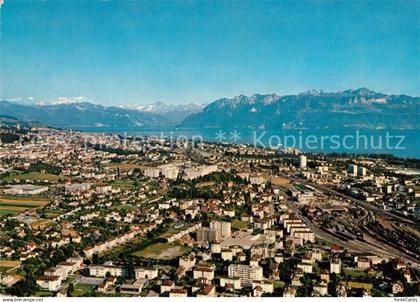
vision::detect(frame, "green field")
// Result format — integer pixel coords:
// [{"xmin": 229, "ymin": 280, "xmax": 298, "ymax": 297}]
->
[
  {"xmin": 111, "ymin": 179, "xmax": 136, "ymax": 189},
  {"xmin": 1, "ymin": 172, "xmax": 67, "ymax": 183},
  {"xmin": 44, "ymin": 209, "xmax": 64, "ymax": 218},
  {"xmin": 232, "ymin": 220, "xmax": 249, "ymax": 230},
  {"xmin": 73, "ymin": 283, "xmax": 97, "ymax": 297},
  {"xmin": 344, "ymin": 269, "xmax": 369, "ymax": 278},
  {"xmin": 0, "ymin": 266, "xmax": 11, "ymax": 272},
  {"xmin": 133, "ymin": 242, "xmax": 191, "ymax": 259},
  {"xmin": 0, "ymin": 197, "xmax": 50, "ymax": 217},
  {"xmin": 0, "ymin": 203, "xmax": 39, "ymax": 208},
  {"xmin": 0, "ymin": 260, "xmax": 21, "ymax": 272},
  {"xmin": 0, "ymin": 209, "xmax": 20, "ymax": 217},
  {"xmin": 273, "ymin": 281, "xmax": 285, "ymax": 288},
  {"xmin": 35, "ymin": 290, "xmax": 54, "ymax": 297}
]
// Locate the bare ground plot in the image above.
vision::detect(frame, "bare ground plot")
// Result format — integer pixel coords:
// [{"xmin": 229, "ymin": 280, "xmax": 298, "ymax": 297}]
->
[
  {"xmin": 106, "ymin": 163, "xmax": 146, "ymax": 171},
  {"xmin": 270, "ymin": 176, "xmax": 291, "ymax": 188},
  {"xmin": 31, "ymin": 218, "xmax": 53, "ymax": 230},
  {"xmin": 133, "ymin": 242, "xmax": 191, "ymax": 259}
]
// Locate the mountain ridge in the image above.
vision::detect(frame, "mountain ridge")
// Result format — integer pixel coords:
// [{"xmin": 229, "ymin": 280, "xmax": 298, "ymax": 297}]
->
[
  {"xmin": 1, "ymin": 88, "xmax": 419, "ymax": 130},
  {"xmin": 180, "ymin": 88, "xmax": 420, "ymax": 130},
  {"xmin": 0, "ymin": 100, "xmax": 171, "ymax": 129}
]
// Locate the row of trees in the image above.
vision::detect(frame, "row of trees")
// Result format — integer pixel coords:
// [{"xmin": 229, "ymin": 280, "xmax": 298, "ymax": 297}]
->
[{"xmin": 7, "ymin": 244, "xmax": 77, "ymax": 296}]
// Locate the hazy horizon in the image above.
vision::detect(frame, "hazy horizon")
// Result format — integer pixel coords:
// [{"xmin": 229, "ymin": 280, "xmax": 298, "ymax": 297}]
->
[{"xmin": 2, "ymin": 86, "xmax": 420, "ymax": 108}]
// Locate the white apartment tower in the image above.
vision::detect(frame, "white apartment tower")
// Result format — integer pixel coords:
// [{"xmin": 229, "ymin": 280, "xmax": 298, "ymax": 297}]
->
[
  {"xmin": 330, "ymin": 258, "xmax": 341, "ymax": 274},
  {"xmin": 348, "ymin": 164, "xmax": 358, "ymax": 176},
  {"xmin": 228, "ymin": 264, "xmax": 263, "ymax": 287},
  {"xmin": 299, "ymin": 155, "xmax": 307, "ymax": 169}
]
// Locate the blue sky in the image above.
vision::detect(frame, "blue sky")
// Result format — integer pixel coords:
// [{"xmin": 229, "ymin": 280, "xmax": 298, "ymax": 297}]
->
[{"xmin": 1, "ymin": 0, "xmax": 419, "ymax": 105}]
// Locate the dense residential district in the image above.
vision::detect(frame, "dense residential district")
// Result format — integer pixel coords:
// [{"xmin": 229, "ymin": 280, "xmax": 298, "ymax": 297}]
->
[{"xmin": 0, "ymin": 126, "xmax": 419, "ymax": 297}]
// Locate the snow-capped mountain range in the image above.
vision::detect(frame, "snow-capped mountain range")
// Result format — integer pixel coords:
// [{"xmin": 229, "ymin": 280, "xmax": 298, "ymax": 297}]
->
[
  {"xmin": 1, "ymin": 88, "xmax": 419, "ymax": 130},
  {"xmin": 119, "ymin": 101, "xmax": 205, "ymax": 123}
]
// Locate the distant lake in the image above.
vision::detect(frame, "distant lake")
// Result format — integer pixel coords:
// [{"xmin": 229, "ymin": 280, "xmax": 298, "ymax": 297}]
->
[{"xmin": 74, "ymin": 127, "xmax": 420, "ymax": 159}]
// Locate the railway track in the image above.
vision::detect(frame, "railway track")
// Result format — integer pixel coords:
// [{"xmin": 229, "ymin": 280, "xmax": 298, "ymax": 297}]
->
[{"xmin": 279, "ymin": 172, "xmax": 420, "ymax": 268}]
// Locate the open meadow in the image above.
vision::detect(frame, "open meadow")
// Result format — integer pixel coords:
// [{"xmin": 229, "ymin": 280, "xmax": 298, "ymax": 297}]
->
[
  {"xmin": 0, "ymin": 196, "xmax": 50, "ymax": 217},
  {"xmin": 133, "ymin": 242, "xmax": 191, "ymax": 259}
]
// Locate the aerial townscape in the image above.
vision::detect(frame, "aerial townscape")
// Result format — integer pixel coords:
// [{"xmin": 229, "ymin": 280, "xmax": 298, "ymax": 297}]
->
[
  {"xmin": 0, "ymin": 125, "xmax": 419, "ymax": 297},
  {"xmin": 1, "ymin": 0, "xmax": 419, "ymax": 300}
]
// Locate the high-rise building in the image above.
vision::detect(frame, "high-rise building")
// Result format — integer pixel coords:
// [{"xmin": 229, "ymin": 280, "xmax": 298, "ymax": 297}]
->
[
  {"xmin": 160, "ymin": 164, "xmax": 179, "ymax": 179},
  {"xmin": 210, "ymin": 220, "xmax": 232, "ymax": 239},
  {"xmin": 347, "ymin": 164, "xmax": 358, "ymax": 176},
  {"xmin": 196, "ymin": 221, "xmax": 231, "ymax": 243},
  {"xmin": 144, "ymin": 164, "xmax": 179, "ymax": 179},
  {"xmin": 228, "ymin": 264, "xmax": 263, "ymax": 287},
  {"xmin": 184, "ymin": 165, "xmax": 218, "ymax": 180},
  {"xmin": 144, "ymin": 167, "xmax": 160, "ymax": 178},
  {"xmin": 330, "ymin": 258, "xmax": 341, "ymax": 274},
  {"xmin": 196, "ymin": 228, "xmax": 219, "ymax": 243},
  {"xmin": 299, "ymin": 155, "xmax": 307, "ymax": 169},
  {"xmin": 357, "ymin": 166, "xmax": 367, "ymax": 176}
]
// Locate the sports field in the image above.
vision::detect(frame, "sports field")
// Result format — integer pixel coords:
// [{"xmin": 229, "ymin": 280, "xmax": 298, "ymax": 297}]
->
[
  {"xmin": 1, "ymin": 172, "xmax": 67, "ymax": 183},
  {"xmin": 270, "ymin": 176, "xmax": 291, "ymax": 187},
  {"xmin": 133, "ymin": 242, "xmax": 191, "ymax": 259}
]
